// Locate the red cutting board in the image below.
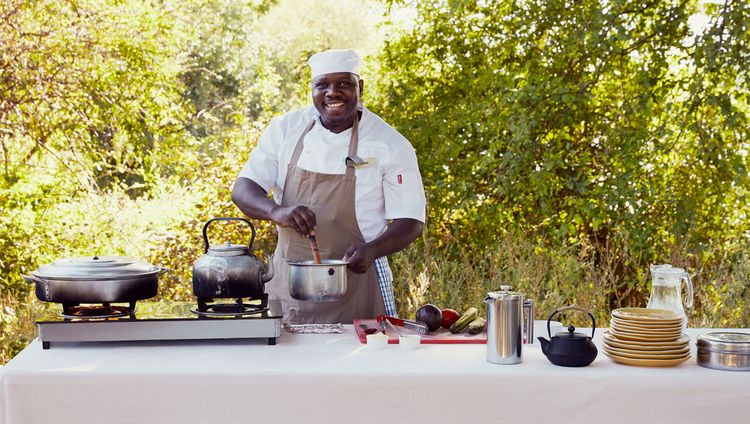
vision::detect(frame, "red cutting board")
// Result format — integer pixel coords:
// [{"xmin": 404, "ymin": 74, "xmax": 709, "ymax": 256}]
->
[{"xmin": 353, "ymin": 319, "xmax": 487, "ymax": 344}]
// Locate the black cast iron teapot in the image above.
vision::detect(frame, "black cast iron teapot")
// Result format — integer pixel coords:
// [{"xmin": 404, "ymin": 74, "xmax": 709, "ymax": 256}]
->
[
  {"xmin": 538, "ymin": 306, "xmax": 598, "ymax": 367},
  {"xmin": 192, "ymin": 217, "xmax": 274, "ymax": 301}
]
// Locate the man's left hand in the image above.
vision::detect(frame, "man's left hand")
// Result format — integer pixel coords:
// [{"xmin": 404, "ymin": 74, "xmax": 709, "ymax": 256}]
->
[{"xmin": 342, "ymin": 243, "xmax": 376, "ymax": 274}]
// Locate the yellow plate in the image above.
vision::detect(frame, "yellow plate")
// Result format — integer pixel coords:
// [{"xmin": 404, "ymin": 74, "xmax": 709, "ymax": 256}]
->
[
  {"xmin": 611, "ymin": 330, "xmax": 684, "ymax": 343},
  {"xmin": 602, "ymin": 333, "xmax": 689, "ymax": 351},
  {"xmin": 610, "ymin": 323, "xmax": 683, "ymax": 338},
  {"xmin": 602, "ymin": 343, "xmax": 690, "ymax": 358},
  {"xmin": 610, "ymin": 317, "xmax": 683, "ymax": 330},
  {"xmin": 602, "ymin": 330, "xmax": 691, "ymax": 348},
  {"xmin": 611, "ymin": 308, "xmax": 684, "ymax": 323},
  {"xmin": 604, "ymin": 350, "xmax": 691, "ymax": 367}
]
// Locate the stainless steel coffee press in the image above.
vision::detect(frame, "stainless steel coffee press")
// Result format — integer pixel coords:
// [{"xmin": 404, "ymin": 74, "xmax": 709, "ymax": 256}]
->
[{"xmin": 484, "ymin": 285, "xmax": 535, "ymax": 364}]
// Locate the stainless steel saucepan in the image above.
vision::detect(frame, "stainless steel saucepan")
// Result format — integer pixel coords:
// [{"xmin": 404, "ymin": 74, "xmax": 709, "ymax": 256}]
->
[{"xmin": 288, "ymin": 259, "xmax": 347, "ymax": 302}]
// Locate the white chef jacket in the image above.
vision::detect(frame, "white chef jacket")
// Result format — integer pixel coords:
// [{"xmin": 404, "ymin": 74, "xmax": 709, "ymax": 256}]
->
[{"xmin": 238, "ymin": 106, "xmax": 426, "ymax": 242}]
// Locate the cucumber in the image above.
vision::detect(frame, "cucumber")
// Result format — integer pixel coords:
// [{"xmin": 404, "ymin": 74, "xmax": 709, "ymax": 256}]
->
[
  {"xmin": 467, "ymin": 317, "xmax": 486, "ymax": 335},
  {"xmin": 449, "ymin": 307, "xmax": 478, "ymax": 333}
]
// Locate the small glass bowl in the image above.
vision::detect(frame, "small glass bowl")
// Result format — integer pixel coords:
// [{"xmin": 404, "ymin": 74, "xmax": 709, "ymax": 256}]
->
[
  {"xmin": 399, "ymin": 334, "xmax": 421, "ymax": 349},
  {"xmin": 366, "ymin": 332, "xmax": 389, "ymax": 349}
]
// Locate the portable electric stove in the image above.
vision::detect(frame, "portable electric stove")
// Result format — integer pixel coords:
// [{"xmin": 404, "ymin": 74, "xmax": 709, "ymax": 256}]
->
[{"xmin": 36, "ymin": 295, "xmax": 282, "ymax": 349}]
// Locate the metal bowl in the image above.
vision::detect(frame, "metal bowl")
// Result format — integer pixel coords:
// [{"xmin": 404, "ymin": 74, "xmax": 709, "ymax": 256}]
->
[
  {"xmin": 696, "ymin": 332, "xmax": 750, "ymax": 372},
  {"xmin": 288, "ymin": 260, "xmax": 347, "ymax": 302}
]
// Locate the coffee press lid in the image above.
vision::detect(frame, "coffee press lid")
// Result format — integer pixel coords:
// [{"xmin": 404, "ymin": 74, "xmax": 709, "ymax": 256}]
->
[{"xmin": 486, "ymin": 285, "xmax": 525, "ymax": 302}]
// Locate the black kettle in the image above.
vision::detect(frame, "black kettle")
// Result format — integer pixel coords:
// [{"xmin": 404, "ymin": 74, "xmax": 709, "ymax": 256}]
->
[
  {"xmin": 538, "ymin": 306, "xmax": 598, "ymax": 367},
  {"xmin": 192, "ymin": 217, "xmax": 274, "ymax": 301}
]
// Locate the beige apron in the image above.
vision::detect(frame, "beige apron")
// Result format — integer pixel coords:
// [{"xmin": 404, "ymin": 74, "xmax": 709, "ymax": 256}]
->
[{"xmin": 266, "ymin": 117, "xmax": 386, "ymax": 324}]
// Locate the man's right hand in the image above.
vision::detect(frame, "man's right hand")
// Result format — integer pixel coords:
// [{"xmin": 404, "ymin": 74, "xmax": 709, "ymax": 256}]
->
[
  {"xmin": 232, "ymin": 178, "xmax": 317, "ymax": 237},
  {"xmin": 270, "ymin": 205, "xmax": 317, "ymax": 237}
]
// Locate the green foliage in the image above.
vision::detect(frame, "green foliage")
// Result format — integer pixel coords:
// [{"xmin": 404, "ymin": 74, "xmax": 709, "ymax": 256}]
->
[
  {"xmin": 373, "ymin": 0, "xmax": 750, "ymax": 307},
  {"xmin": 2, "ymin": 0, "xmax": 750, "ymax": 364},
  {"xmin": 0, "ymin": 0, "xmax": 190, "ymax": 194},
  {"xmin": 0, "ymin": 0, "xmax": 393, "ymax": 363}
]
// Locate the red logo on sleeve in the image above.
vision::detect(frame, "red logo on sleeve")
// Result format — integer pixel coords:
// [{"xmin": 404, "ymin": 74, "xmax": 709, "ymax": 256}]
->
[{"xmin": 397, "ymin": 175, "xmax": 403, "ymax": 184}]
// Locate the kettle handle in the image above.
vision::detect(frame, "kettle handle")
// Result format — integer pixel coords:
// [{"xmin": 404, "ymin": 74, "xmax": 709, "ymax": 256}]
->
[
  {"xmin": 202, "ymin": 217, "xmax": 256, "ymax": 253},
  {"xmin": 547, "ymin": 306, "xmax": 597, "ymax": 338}
]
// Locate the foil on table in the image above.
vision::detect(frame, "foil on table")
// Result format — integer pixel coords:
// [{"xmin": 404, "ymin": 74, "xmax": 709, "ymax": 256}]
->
[{"xmin": 283, "ymin": 323, "xmax": 344, "ymax": 334}]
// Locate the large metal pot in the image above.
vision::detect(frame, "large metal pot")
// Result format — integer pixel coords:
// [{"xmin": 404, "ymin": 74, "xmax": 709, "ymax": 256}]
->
[
  {"xmin": 23, "ymin": 256, "xmax": 168, "ymax": 304},
  {"xmin": 697, "ymin": 332, "xmax": 750, "ymax": 371},
  {"xmin": 288, "ymin": 260, "xmax": 347, "ymax": 302},
  {"xmin": 192, "ymin": 217, "xmax": 274, "ymax": 300}
]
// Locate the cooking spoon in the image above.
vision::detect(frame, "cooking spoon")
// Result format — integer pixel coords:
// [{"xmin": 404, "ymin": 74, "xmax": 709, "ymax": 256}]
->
[{"xmin": 308, "ymin": 231, "xmax": 321, "ymax": 264}]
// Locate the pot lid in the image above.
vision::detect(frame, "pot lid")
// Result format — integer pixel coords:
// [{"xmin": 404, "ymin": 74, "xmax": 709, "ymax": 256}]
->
[
  {"xmin": 697, "ymin": 332, "xmax": 750, "ymax": 353},
  {"xmin": 486, "ymin": 285, "xmax": 524, "ymax": 301},
  {"xmin": 555, "ymin": 326, "xmax": 588, "ymax": 340},
  {"xmin": 207, "ymin": 242, "xmax": 250, "ymax": 256},
  {"xmin": 33, "ymin": 256, "xmax": 160, "ymax": 280}
]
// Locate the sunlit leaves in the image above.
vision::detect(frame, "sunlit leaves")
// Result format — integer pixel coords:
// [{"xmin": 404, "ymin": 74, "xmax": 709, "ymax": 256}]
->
[{"xmin": 373, "ymin": 0, "xmax": 749, "ymax": 270}]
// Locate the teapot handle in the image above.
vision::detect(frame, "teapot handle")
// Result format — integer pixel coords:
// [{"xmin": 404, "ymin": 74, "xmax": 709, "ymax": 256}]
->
[
  {"xmin": 547, "ymin": 306, "xmax": 597, "ymax": 338},
  {"xmin": 202, "ymin": 217, "xmax": 256, "ymax": 253}
]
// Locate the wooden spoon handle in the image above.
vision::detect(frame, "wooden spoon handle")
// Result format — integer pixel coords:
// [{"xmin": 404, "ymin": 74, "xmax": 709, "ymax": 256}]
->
[{"xmin": 309, "ymin": 234, "xmax": 321, "ymax": 264}]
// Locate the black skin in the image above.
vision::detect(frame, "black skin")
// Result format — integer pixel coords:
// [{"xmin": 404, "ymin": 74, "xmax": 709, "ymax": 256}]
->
[{"xmin": 231, "ymin": 72, "xmax": 423, "ymax": 273}]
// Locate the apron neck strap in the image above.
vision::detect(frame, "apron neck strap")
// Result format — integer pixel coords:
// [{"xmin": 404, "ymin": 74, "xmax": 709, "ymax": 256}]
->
[
  {"xmin": 345, "ymin": 114, "xmax": 359, "ymax": 177},
  {"xmin": 289, "ymin": 114, "xmax": 360, "ymax": 178},
  {"xmin": 289, "ymin": 120, "xmax": 316, "ymax": 167}
]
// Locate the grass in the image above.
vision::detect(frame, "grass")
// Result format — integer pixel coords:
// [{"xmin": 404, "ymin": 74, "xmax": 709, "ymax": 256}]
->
[{"xmin": 390, "ymin": 231, "xmax": 750, "ymax": 329}]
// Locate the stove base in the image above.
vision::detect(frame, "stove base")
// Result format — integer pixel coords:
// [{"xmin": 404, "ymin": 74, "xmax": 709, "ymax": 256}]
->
[{"xmin": 37, "ymin": 300, "xmax": 282, "ymax": 349}]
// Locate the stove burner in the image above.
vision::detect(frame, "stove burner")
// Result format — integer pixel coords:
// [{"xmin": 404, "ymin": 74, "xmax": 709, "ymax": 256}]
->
[
  {"xmin": 60, "ymin": 303, "xmax": 136, "ymax": 320},
  {"xmin": 191, "ymin": 303, "xmax": 269, "ymax": 317},
  {"xmin": 192, "ymin": 294, "xmax": 269, "ymax": 317}
]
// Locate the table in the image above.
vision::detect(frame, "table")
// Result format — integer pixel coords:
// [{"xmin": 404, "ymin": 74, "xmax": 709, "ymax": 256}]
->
[{"xmin": 1, "ymin": 327, "xmax": 749, "ymax": 424}]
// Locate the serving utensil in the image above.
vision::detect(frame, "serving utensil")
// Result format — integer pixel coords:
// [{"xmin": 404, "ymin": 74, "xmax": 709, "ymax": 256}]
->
[
  {"xmin": 377, "ymin": 315, "xmax": 428, "ymax": 335},
  {"xmin": 382, "ymin": 317, "xmax": 402, "ymax": 337}
]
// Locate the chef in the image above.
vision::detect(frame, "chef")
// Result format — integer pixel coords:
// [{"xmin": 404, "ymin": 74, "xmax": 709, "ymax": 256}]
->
[{"xmin": 232, "ymin": 49, "xmax": 426, "ymax": 324}]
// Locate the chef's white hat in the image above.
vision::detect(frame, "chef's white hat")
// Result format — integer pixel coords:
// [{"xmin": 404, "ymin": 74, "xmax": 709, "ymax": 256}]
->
[{"xmin": 308, "ymin": 49, "xmax": 361, "ymax": 79}]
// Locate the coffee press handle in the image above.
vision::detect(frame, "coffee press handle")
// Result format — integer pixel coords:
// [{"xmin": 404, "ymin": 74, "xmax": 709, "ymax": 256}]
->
[
  {"xmin": 523, "ymin": 299, "xmax": 534, "ymax": 344},
  {"xmin": 202, "ymin": 217, "xmax": 256, "ymax": 253},
  {"xmin": 682, "ymin": 272, "xmax": 694, "ymax": 310}
]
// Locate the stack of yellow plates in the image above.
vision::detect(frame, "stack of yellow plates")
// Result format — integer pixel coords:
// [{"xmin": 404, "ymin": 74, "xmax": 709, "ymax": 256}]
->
[{"xmin": 602, "ymin": 308, "xmax": 690, "ymax": 367}]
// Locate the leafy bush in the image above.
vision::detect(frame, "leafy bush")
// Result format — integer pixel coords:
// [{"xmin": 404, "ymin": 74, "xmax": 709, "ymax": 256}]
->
[
  {"xmin": 372, "ymin": 0, "xmax": 750, "ymax": 311},
  {"xmin": 2, "ymin": 0, "xmax": 749, "ymax": 364}
]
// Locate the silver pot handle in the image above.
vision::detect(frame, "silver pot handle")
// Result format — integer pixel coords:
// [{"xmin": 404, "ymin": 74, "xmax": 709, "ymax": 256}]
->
[
  {"xmin": 156, "ymin": 266, "xmax": 170, "ymax": 277},
  {"xmin": 23, "ymin": 274, "xmax": 51, "ymax": 299},
  {"xmin": 22, "ymin": 275, "xmax": 43, "ymax": 284}
]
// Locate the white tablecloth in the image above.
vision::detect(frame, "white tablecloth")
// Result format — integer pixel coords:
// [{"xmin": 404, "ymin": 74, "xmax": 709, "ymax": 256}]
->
[{"xmin": 1, "ymin": 327, "xmax": 749, "ymax": 424}]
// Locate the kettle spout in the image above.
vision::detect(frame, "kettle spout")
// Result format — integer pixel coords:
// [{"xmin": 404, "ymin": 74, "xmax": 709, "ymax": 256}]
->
[
  {"xmin": 537, "ymin": 337, "xmax": 550, "ymax": 355},
  {"xmin": 260, "ymin": 254, "xmax": 274, "ymax": 283}
]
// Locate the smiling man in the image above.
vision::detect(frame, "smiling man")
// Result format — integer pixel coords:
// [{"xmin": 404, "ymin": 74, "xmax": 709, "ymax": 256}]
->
[{"xmin": 232, "ymin": 49, "xmax": 426, "ymax": 324}]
